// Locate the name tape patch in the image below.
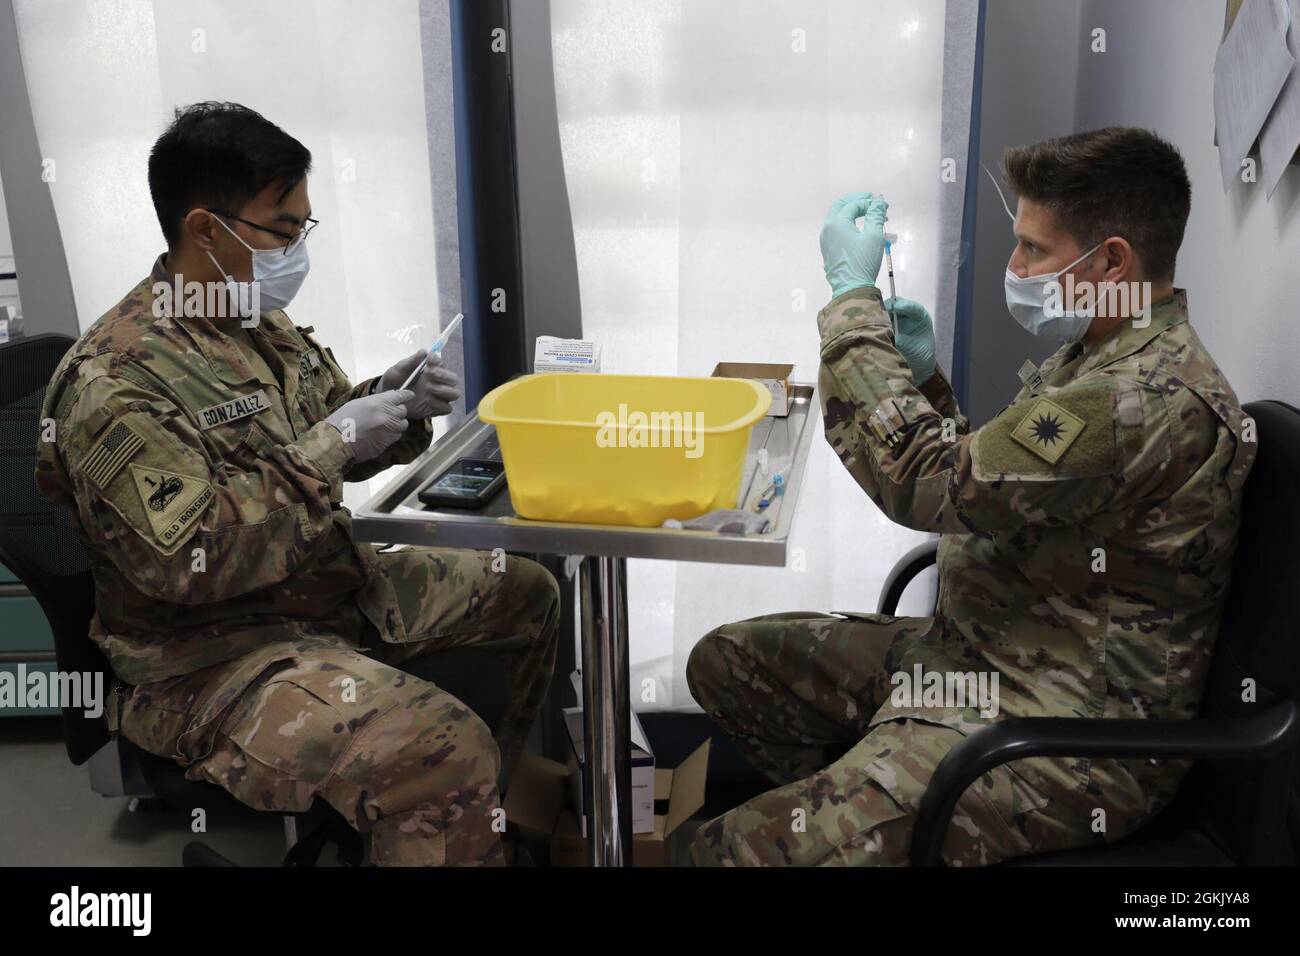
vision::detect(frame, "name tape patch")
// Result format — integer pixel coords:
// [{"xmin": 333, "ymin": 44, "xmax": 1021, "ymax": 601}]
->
[{"xmin": 196, "ymin": 390, "xmax": 270, "ymax": 430}]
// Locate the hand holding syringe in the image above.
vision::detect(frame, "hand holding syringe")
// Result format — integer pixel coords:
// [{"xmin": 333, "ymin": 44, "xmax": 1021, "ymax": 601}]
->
[
  {"xmin": 400, "ymin": 313, "xmax": 463, "ymax": 391},
  {"xmin": 376, "ymin": 313, "xmax": 464, "ymax": 420},
  {"xmin": 877, "ymin": 232, "xmax": 938, "ymax": 385},
  {"xmin": 883, "ymin": 230, "xmax": 899, "ymax": 333}
]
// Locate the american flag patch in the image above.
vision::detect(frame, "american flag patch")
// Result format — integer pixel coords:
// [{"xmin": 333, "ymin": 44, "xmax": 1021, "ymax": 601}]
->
[{"xmin": 81, "ymin": 421, "xmax": 144, "ymax": 488}]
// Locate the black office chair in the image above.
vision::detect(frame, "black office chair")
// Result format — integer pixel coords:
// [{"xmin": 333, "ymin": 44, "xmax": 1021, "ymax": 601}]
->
[
  {"xmin": 0, "ymin": 333, "xmax": 510, "ymax": 866},
  {"xmin": 877, "ymin": 400, "xmax": 1300, "ymax": 867}
]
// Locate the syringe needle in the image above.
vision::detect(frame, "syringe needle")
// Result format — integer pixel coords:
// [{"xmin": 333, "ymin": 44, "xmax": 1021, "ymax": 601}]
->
[{"xmin": 884, "ymin": 241, "xmax": 897, "ymax": 332}]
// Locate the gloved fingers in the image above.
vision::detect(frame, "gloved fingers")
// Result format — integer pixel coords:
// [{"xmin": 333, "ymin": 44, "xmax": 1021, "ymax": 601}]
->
[
  {"xmin": 378, "ymin": 350, "xmax": 427, "ymax": 391},
  {"xmin": 823, "ymin": 191, "xmax": 875, "ymax": 226},
  {"xmin": 884, "ymin": 296, "xmax": 931, "ymax": 323},
  {"xmin": 862, "ymin": 194, "xmax": 889, "ymax": 229},
  {"xmin": 390, "ymin": 349, "xmax": 428, "ymax": 377},
  {"xmin": 896, "ymin": 313, "xmax": 933, "ymax": 337},
  {"xmin": 383, "ymin": 388, "xmax": 415, "ymax": 415},
  {"xmin": 420, "ymin": 362, "xmax": 460, "ymax": 387},
  {"xmin": 409, "ymin": 368, "xmax": 460, "ymax": 417},
  {"xmin": 428, "ymin": 361, "xmax": 458, "ymax": 382},
  {"xmin": 416, "ymin": 398, "xmax": 454, "ymax": 419},
  {"xmin": 379, "ymin": 414, "xmax": 411, "ymax": 438},
  {"xmin": 423, "ymin": 384, "xmax": 462, "ymax": 405}
]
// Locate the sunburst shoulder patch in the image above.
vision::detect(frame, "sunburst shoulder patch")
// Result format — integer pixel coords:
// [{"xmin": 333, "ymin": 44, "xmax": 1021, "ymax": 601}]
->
[{"xmin": 1009, "ymin": 398, "xmax": 1086, "ymax": 465}]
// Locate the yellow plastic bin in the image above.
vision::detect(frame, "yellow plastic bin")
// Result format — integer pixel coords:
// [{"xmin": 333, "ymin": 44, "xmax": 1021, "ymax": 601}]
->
[{"xmin": 477, "ymin": 373, "xmax": 772, "ymax": 527}]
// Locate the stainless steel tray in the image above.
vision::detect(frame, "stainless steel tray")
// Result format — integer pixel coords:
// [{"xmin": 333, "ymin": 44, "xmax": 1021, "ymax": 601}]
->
[{"xmin": 352, "ymin": 383, "xmax": 819, "ymax": 566}]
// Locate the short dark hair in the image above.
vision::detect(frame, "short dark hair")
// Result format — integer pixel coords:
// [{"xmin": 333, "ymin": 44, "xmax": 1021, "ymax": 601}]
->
[
  {"xmin": 1002, "ymin": 127, "xmax": 1191, "ymax": 281},
  {"xmin": 148, "ymin": 102, "xmax": 312, "ymax": 247}
]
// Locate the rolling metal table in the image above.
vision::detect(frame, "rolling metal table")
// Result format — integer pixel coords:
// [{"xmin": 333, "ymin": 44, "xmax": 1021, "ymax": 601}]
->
[{"xmin": 353, "ymin": 383, "xmax": 819, "ymax": 866}]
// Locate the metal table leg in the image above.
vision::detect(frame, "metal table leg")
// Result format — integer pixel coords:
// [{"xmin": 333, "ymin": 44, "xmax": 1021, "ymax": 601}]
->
[{"xmin": 578, "ymin": 555, "xmax": 632, "ymax": 866}]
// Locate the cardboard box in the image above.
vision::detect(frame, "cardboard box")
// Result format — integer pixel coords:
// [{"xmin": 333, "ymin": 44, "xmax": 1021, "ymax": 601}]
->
[
  {"xmin": 563, "ymin": 706, "xmax": 656, "ymax": 835},
  {"xmin": 499, "ymin": 703, "xmax": 712, "ymax": 866},
  {"xmin": 712, "ymin": 362, "xmax": 794, "ymax": 416},
  {"xmin": 534, "ymin": 336, "xmax": 602, "ymax": 373},
  {"xmin": 550, "ymin": 738, "xmax": 711, "ymax": 867}
]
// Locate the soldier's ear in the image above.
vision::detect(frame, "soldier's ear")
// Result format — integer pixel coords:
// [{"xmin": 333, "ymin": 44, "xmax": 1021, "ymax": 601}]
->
[
  {"xmin": 1099, "ymin": 236, "xmax": 1133, "ymax": 284},
  {"xmin": 181, "ymin": 208, "xmax": 220, "ymax": 253}
]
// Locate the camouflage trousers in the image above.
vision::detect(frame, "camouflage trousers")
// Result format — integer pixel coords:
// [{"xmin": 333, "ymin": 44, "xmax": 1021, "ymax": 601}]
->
[
  {"xmin": 687, "ymin": 612, "xmax": 1142, "ymax": 866},
  {"xmin": 117, "ymin": 549, "xmax": 560, "ymax": 866}
]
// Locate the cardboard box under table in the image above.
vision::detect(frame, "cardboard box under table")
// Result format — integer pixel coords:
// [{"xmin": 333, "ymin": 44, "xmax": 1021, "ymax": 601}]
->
[
  {"xmin": 557, "ymin": 709, "xmax": 710, "ymax": 867},
  {"xmin": 501, "ymin": 718, "xmax": 710, "ymax": 866}
]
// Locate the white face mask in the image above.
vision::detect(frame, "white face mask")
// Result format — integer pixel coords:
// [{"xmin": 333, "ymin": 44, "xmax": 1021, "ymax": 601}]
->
[
  {"xmin": 206, "ymin": 214, "xmax": 310, "ymax": 317},
  {"xmin": 1004, "ymin": 241, "xmax": 1103, "ymax": 344}
]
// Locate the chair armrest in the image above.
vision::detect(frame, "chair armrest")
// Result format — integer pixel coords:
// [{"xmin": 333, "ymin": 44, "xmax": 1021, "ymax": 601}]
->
[
  {"xmin": 909, "ymin": 699, "xmax": 1300, "ymax": 866},
  {"xmin": 877, "ymin": 538, "xmax": 940, "ymax": 615}
]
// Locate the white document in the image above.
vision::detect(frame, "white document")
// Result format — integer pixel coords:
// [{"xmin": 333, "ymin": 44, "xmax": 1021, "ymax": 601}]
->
[
  {"xmin": 1261, "ymin": 0, "xmax": 1300, "ymax": 195},
  {"xmin": 1215, "ymin": 0, "xmax": 1295, "ymax": 191}
]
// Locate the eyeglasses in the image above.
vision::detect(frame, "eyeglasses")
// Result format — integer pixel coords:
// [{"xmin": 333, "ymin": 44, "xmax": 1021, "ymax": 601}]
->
[{"xmin": 208, "ymin": 209, "xmax": 320, "ymax": 256}]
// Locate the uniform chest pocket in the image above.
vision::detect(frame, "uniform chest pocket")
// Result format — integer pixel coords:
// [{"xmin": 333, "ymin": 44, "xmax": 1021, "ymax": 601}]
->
[{"xmin": 212, "ymin": 418, "xmax": 281, "ymax": 478}]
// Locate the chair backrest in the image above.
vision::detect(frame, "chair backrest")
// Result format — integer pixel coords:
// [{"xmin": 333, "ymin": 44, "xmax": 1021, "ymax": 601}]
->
[
  {"xmin": 1178, "ymin": 400, "xmax": 1300, "ymax": 863},
  {"xmin": 0, "ymin": 334, "xmax": 110, "ymax": 764}
]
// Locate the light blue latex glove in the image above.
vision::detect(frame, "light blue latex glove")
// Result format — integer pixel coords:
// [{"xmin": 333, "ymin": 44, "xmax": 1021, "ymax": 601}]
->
[
  {"xmin": 884, "ymin": 296, "xmax": 936, "ymax": 385},
  {"xmin": 819, "ymin": 192, "xmax": 889, "ymax": 298}
]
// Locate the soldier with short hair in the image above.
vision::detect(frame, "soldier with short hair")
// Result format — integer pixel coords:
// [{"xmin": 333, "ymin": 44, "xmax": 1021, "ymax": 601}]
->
[
  {"xmin": 688, "ymin": 127, "xmax": 1256, "ymax": 866},
  {"xmin": 36, "ymin": 102, "xmax": 561, "ymax": 866}
]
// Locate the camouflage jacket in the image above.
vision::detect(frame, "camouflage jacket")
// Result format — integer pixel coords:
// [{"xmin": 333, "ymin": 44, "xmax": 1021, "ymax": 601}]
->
[
  {"xmin": 36, "ymin": 255, "xmax": 433, "ymax": 684},
  {"xmin": 818, "ymin": 286, "xmax": 1255, "ymax": 794}
]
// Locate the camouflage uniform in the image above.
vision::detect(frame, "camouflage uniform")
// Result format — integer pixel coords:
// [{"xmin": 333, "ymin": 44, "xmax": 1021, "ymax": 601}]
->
[
  {"xmin": 689, "ymin": 287, "xmax": 1255, "ymax": 866},
  {"xmin": 36, "ymin": 255, "xmax": 561, "ymax": 866}
]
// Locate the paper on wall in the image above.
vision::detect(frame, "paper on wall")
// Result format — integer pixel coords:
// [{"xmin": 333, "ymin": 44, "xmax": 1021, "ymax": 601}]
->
[
  {"xmin": 1260, "ymin": 0, "xmax": 1300, "ymax": 195},
  {"xmin": 1214, "ymin": 0, "xmax": 1295, "ymax": 191}
]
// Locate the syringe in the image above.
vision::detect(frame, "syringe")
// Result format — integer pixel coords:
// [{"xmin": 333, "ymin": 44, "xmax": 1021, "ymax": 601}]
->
[
  {"xmin": 399, "ymin": 313, "xmax": 463, "ymax": 391},
  {"xmin": 883, "ymin": 231, "xmax": 899, "ymax": 333}
]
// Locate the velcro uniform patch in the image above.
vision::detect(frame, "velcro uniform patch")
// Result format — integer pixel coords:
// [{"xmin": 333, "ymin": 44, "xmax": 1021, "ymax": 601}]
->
[
  {"xmin": 973, "ymin": 383, "xmax": 1116, "ymax": 481},
  {"xmin": 195, "ymin": 389, "xmax": 271, "ymax": 430},
  {"xmin": 75, "ymin": 411, "xmax": 217, "ymax": 557},
  {"xmin": 129, "ymin": 464, "xmax": 214, "ymax": 551},
  {"xmin": 1010, "ymin": 398, "xmax": 1086, "ymax": 464},
  {"xmin": 80, "ymin": 421, "xmax": 144, "ymax": 488}
]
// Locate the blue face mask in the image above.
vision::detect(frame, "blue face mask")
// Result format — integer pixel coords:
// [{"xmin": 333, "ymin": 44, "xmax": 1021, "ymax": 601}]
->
[
  {"xmin": 206, "ymin": 214, "xmax": 311, "ymax": 317},
  {"xmin": 983, "ymin": 162, "xmax": 1101, "ymax": 344},
  {"xmin": 1003, "ymin": 242, "xmax": 1103, "ymax": 344}
]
